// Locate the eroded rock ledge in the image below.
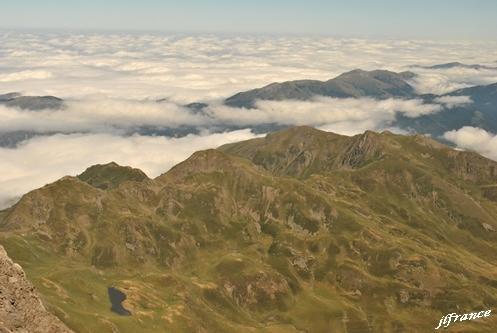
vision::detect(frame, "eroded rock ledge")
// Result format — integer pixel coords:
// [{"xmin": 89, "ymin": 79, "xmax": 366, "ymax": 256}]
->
[{"xmin": 0, "ymin": 245, "xmax": 73, "ymax": 333}]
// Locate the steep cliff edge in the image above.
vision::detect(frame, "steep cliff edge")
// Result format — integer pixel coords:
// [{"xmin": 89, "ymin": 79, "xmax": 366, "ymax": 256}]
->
[{"xmin": 0, "ymin": 245, "xmax": 73, "ymax": 333}]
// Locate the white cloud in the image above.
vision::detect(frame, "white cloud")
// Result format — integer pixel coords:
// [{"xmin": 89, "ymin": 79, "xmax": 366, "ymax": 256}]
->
[
  {"xmin": 0, "ymin": 130, "xmax": 260, "ymax": 209},
  {"xmin": 0, "ymin": 95, "xmax": 448, "ymax": 135},
  {"xmin": 203, "ymin": 97, "xmax": 441, "ymax": 134},
  {"xmin": 433, "ymin": 95, "xmax": 473, "ymax": 108},
  {"xmin": 0, "ymin": 99, "xmax": 207, "ymax": 133},
  {"xmin": 408, "ymin": 68, "xmax": 497, "ymax": 95},
  {"xmin": 1, "ymin": 32, "xmax": 496, "ymax": 101},
  {"xmin": 443, "ymin": 127, "xmax": 497, "ymax": 161},
  {"xmin": 0, "ymin": 70, "xmax": 53, "ymax": 82}
]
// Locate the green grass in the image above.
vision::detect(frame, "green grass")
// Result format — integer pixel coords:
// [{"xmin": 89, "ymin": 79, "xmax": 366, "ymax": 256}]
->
[{"xmin": 3, "ymin": 127, "xmax": 497, "ymax": 332}]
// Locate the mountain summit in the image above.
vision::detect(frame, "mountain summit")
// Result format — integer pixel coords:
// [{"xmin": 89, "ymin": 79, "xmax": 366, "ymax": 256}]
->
[
  {"xmin": 0, "ymin": 92, "xmax": 64, "ymax": 110},
  {"xmin": 78, "ymin": 162, "xmax": 149, "ymax": 190},
  {"xmin": 225, "ymin": 69, "xmax": 416, "ymax": 108}
]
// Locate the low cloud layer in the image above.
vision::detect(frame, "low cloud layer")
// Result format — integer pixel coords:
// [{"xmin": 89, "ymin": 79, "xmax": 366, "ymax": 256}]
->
[
  {"xmin": 1, "ymin": 95, "xmax": 466, "ymax": 135},
  {"xmin": 0, "ymin": 31, "xmax": 496, "ymax": 209},
  {"xmin": 444, "ymin": 127, "xmax": 497, "ymax": 161},
  {"xmin": 205, "ymin": 97, "xmax": 444, "ymax": 134},
  {"xmin": 0, "ymin": 99, "xmax": 202, "ymax": 133},
  {"xmin": 0, "ymin": 91, "xmax": 475, "ymax": 209},
  {"xmin": 1, "ymin": 32, "xmax": 496, "ymax": 101},
  {"xmin": 0, "ymin": 70, "xmax": 53, "ymax": 82},
  {"xmin": 409, "ymin": 68, "xmax": 497, "ymax": 95},
  {"xmin": 433, "ymin": 95, "xmax": 472, "ymax": 108},
  {"xmin": 0, "ymin": 130, "xmax": 260, "ymax": 209}
]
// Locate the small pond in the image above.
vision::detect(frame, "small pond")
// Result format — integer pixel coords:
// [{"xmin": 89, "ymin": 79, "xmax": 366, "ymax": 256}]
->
[{"xmin": 107, "ymin": 287, "xmax": 132, "ymax": 316}]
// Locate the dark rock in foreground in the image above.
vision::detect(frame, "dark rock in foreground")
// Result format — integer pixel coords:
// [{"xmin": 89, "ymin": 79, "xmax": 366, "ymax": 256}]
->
[{"xmin": 0, "ymin": 245, "xmax": 73, "ymax": 333}]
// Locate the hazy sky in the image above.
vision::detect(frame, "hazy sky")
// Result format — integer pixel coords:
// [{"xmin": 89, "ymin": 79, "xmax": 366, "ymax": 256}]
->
[{"xmin": 1, "ymin": 0, "xmax": 496, "ymax": 39}]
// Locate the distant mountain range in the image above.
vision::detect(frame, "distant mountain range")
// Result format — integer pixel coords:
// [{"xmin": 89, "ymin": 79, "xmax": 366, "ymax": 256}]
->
[
  {"xmin": 2, "ymin": 126, "xmax": 497, "ymax": 332},
  {"xmin": 397, "ymin": 82, "xmax": 497, "ymax": 137},
  {"xmin": 0, "ymin": 92, "xmax": 64, "ymax": 110},
  {"xmin": 411, "ymin": 62, "xmax": 497, "ymax": 70},
  {"xmin": 221, "ymin": 68, "xmax": 497, "ymax": 138},
  {"xmin": 225, "ymin": 69, "xmax": 417, "ymax": 108},
  {"xmin": 1, "ymin": 66, "xmax": 497, "ymax": 147}
]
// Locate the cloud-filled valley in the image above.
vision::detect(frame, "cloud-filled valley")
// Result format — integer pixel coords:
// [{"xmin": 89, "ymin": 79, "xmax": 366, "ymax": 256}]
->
[
  {"xmin": 0, "ymin": 130, "xmax": 260, "ymax": 209},
  {"xmin": 1, "ymin": 31, "xmax": 497, "ymax": 208},
  {"xmin": 0, "ymin": 96, "xmax": 466, "ymax": 135},
  {"xmin": 444, "ymin": 127, "xmax": 497, "ymax": 161}
]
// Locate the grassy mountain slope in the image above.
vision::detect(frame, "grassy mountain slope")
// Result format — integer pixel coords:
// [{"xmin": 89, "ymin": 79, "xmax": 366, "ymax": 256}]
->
[
  {"xmin": 77, "ymin": 162, "xmax": 150, "ymax": 190},
  {"xmin": 1, "ymin": 126, "xmax": 497, "ymax": 332}
]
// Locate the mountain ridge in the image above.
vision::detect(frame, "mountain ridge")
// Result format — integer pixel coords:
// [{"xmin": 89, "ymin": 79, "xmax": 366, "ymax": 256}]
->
[
  {"xmin": 225, "ymin": 69, "xmax": 417, "ymax": 108},
  {"xmin": 2, "ymin": 69, "xmax": 497, "ymax": 148},
  {"xmin": 0, "ymin": 92, "xmax": 64, "ymax": 110},
  {"xmin": 412, "ymin": 62, "xmax": 497, "ymax": 70},
  {"xmin": 2, "ymin": 126, "xmax": 497, "ymax": 332}
]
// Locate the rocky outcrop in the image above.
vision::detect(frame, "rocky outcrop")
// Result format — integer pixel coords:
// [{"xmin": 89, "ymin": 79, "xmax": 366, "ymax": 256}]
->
[{"xmin": 0, "ymin": 245, "xmax": 73, "ymax": 333}]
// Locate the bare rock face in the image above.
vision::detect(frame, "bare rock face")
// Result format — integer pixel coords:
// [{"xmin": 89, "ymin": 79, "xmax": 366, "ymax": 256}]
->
[{"xmin": 0, "ymin": 245, "xmax": 73, "ymax": 333}]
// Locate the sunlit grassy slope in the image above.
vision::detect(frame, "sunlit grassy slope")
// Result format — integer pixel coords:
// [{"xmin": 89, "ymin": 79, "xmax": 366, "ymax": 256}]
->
[{"xmin": 2, "ymin": 126, "xmax": 497, "ymax": 332}]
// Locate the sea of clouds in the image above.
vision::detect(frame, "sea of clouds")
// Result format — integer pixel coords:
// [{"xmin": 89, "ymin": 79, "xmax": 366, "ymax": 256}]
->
[{"xmin": 1, "ymin": 31, "xmax": 497, "ymax": 207}]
